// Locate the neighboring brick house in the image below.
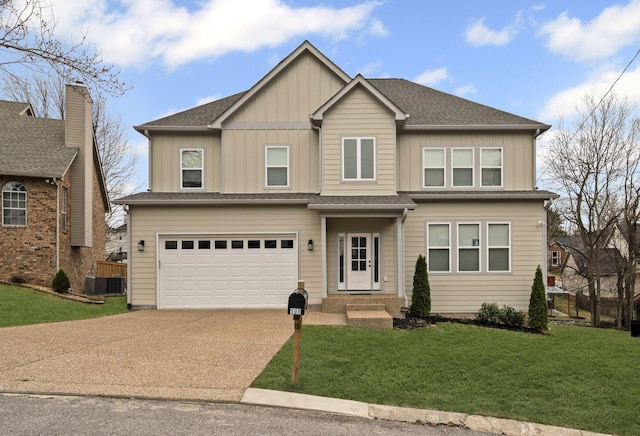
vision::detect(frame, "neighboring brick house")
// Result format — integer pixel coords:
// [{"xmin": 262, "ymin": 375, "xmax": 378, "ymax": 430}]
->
[{"xmin": 0, "ymin": 84, "xmax": 109, "ymax": 292}]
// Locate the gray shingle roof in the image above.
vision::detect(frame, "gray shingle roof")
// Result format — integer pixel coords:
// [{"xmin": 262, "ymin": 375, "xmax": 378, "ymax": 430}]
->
[
  {"xmin": 369, "ymin": 79, "xmax": 548, "ymax": 128},
  {"xmin": 135, "ymin": 92, "xmax": 246, "ymax": 129},
  {"xmin": 0, "ymin": 100, "xmax": 77, "ymax": 178},
  {"xmin": 135, "ymin": 77, "xmax": 549, "ymax": 132}
]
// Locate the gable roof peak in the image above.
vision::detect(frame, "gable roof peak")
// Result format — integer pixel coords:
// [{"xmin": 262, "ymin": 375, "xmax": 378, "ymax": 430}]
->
[{"xmin": 208, "ymin": 40, "xmax": 351, "ymax": 129}]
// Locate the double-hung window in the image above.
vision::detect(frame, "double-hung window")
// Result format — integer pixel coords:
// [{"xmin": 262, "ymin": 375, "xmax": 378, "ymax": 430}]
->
[
  {"xmin": 423, "ymin": 148, "xmax": 445, "ymax": 187},
  {"xmin": 265, "ymin": 146, "xmax": 289, "ymax": 187},
  {"xmin": 488, "ymin": 223, "xmax": 510, "ymax": 271},
  {"xmin": 2, "ymin": 181, "xmax": 26, "ymax": 226},
  {"xmin": 343, "ymin": 138, "xmax": 375, "ymax": 180},
  {"xmin": 481, "ymin": 148, "xmax": 502, "ymax": 187},
  {"xmin": 458, "ymin": 223, "xmax": 480, "ymax": 272},
  {"xmin": 452, "ymin": 148, "xmax": 474, "ymax": 187},
  {"xmin": 181, "ymin": 149, "xmax": 203, "ymax": 189},
  {"xmin": 427, "ymin": 223, "xmax": 450, "ymax": 272},
  {"xmin": 551, "ymin": 251, "xmax": 559, "ymax": 266}
]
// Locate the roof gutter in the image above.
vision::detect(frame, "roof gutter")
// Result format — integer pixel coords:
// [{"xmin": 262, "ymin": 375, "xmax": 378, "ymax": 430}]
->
[
  {"xmin": 402, "ymin": 124, "xmax": 551, "ymax": 132},
  {"xmin": 113, "ymin": 198, "xmax": 311, "ymax": 206}
]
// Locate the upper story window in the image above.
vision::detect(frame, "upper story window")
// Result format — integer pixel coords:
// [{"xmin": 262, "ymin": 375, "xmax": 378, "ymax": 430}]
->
[
  {"xmin": 2, "ymin": 181, "xmax": 27, "ymax": 226},
  {"xmin": 423, "ymin": 148, "xmax": 445, "ymax": 187},
  {"xmin": 481, "ymin": 148, "xmax": 502, "ymax": 187},
  {"xmin": 551, "ymin": 250, "xmax": 560, "ymax": 266},
  {"xmin": 61, "ymin": 186, "xmax": 68, "ymax": 232},
  {"xmin": 265, "ymin": 146, "xmax": 289, "ymax": 187},
  {"xmin": 181, "ymin": 149, "xmax": 203, "ymax": 189},
  {"xmin": 343, "ymin": 138, "xmax": 375, "ymax": 180},
  {"xmin": 452, "ymin": 148, "xmax": 474, "ymax": 187}
]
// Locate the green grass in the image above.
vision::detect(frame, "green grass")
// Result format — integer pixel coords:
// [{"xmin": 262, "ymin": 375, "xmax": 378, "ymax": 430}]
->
[
  {"xmin": 254, "ymin": 323, "xmax": 640, "ymax": 436},
  {"xmin": 0, "ymin": 283, "xmax": 127, "ymax": 328}
]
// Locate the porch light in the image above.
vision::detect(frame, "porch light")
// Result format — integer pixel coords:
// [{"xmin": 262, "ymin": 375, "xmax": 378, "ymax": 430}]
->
[
  {"xmin": 138, "ymin": 240, "xmax": 145, "ymax": 252},
  {"xmin": 308, "ymin": 239, "xmax": 314, "ymax": 251}
]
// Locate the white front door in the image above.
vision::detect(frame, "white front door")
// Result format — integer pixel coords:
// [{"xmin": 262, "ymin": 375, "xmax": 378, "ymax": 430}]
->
[{"xmin": 347, "ymin": 233, "xmax": 371, "ymax": 290}]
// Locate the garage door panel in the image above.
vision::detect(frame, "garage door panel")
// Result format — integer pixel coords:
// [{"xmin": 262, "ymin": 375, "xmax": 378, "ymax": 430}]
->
[{"xmin": 159, "ymin": 235, "xmax": 297, "ymax": 309}]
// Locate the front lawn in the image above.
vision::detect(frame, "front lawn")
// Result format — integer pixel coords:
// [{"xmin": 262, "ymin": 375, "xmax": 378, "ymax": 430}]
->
[
  {"xmin": 0, "ymin": 283, "xmax": 127, "ymax": 327},
  {"xmin": 253, "ymin": 323, "xmax": 639, "ymax": 436}
]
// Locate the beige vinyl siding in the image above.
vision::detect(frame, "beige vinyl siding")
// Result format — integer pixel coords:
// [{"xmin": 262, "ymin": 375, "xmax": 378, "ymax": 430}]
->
[
  {"xmin": 128, "ymin": 204, "xmax": 322, "ymax": 307},
  {"xmin": 65, "ymin": 86, "xmax": 94, "ymax": 247},
  {"xmin": 321, "ymin": 87, "xmax": 397, "ymax": 195},
  {"xmin": 149, "ymin": 133, "xmax": 220, "ymax": 192},
  {"xmin": 228, "ymin": 51, "xmax": 345, "ymax": 123},
  {"xmin": 325, "ymin": 217, "xmax": 396, "ymax": 293},
  {"xmin": 221, "ymin": 129, "xmax": 319, "ymax": 193},
  {"xmin": 404, "ymin": 200, "xmax": 546, "ymax": 313},
  {"xmin": 397, "ymin": 132, "xmax": 536, "ymax": 191}
]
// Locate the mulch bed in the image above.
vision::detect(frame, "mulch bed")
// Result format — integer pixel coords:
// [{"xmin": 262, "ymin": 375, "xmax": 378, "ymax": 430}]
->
[{"xmin": 394, "ymin": 314, "xmax": 540, "ymax": 334}]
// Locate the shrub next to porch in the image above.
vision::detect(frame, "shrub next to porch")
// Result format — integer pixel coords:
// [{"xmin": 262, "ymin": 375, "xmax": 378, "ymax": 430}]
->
[{"xmin": 410, "ymin": 254, "xmax": 431, "ymax": 317}]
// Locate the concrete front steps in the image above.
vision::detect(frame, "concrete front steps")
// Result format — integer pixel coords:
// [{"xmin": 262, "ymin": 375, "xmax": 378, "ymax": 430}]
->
[
  {"xmin": 321, "ymin": 295, "xmax": 404, "ymax": 329},
  {"xmin": 345, "ymin": 304, "xmax": 393, "ymax": 329}
]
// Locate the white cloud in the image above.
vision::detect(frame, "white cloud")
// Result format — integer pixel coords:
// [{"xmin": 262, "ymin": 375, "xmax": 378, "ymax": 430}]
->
[
  {"xmin": 454, "ymin": 84, "xmax": 477, "ymax": 98},
  {"xmin": 360, "ymin": 60, "xmax": 383, "ymax": 76},
  {"xmin": 537, "ymin": 64, "xmax": 640, "ymax": 122},
  {"xmin": 464, "ymin": 12, "xmax": 522, "ymax": 47},
  {"xmin": 196, "ymin": 95, "xmax": 221, "ymax": 106},
  {"xmin": 48, "ymin": 0, "xmax": 384, "ymax": 69},
  {"xmin": 538, "ymin": 0, "xmax": 640, "ymax": 62},
  {"xmin": 414, "ymin": 67, "xmax": 452, "ymax": 86}
]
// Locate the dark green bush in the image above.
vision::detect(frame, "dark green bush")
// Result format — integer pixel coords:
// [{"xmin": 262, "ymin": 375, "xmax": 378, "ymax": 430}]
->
[
  {"xmin": 51, "ymin": 269, "xmax": 71, "ymax": 293},
  {"xmin": 477, "ymin": 303, "xmax": 501, "ymax": 324},
  {"xmin": 409, "ymin": 254, "xmax": 431, "ymax": 317},
  {"xmin": 528, "ymin": 265, "xmax": 548, "ymax": 332},
  {"xmin": 477, "ymin": 303, "xmax": 526, "ymax": 328},
  {"xmin": 501, "ymin": 305, "xmax": 526, "ymax": 327}
]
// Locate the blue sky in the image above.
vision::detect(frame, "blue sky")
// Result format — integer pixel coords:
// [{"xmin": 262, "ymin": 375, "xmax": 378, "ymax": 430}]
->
[{"xmin": 47, "ymin": 0, "xmax": 640, "ymax": 192}]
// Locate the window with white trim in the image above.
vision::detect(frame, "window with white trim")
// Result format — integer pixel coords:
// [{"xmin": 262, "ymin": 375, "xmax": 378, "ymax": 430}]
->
[
  {"xmin": 458, "ymin": 223, "xmax": 480, "ymax": 272},
  {"xmin": 2, "ymin": 181, "xmax": 26, "ymax": 226},
  {"xmin": 181, "ymin": 149, "xmax": 203, "ymax": 189},
  {"xmin": 481, "ymin": 148, "xmax": 502, "ymax": 187},
  {"xmin": 452, "ymin": 148, "xmax": 474, "ymax": 187},
  {"xmin": 265, "ymin": 146, "xmax": 289, "ymax": 187},
  {"xmin": 423, "ymin": 148, "xmax": 445, "ymax": 187},
  {"xmin": 488, "ymin": 223, "xmax": 510, "ymax": 272},
  {"xmin": 427, "ymin": 223, "xmax": 450, "ymax": 272},
  {"xmin": 343, "ymin": 138, "xmax": 375, "ymax": 180},
  {"xmin": 551, "ymin": 250, "xmax": 559, "ymax": 266}
]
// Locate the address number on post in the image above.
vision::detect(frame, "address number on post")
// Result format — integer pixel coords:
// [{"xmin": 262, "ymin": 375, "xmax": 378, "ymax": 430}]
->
[{"xmin": 289, "ymin": 308, "xmax": 302, "ymax": 316}]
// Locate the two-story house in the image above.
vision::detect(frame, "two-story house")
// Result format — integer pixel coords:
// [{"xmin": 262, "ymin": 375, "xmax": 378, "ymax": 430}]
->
[
  {"xmin": 116, "ymin": 41, "xmax": 557, "ymax": 315},
  {"xmin": 0, "ymin": 84, "xmax": 109, "ymax": 292}
]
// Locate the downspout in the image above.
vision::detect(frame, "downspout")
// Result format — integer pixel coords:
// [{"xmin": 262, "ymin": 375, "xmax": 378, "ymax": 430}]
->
[
  {"xmin": 400, "ymin": 208, "xmax": 408, "ymax": 306},
  {"xmin": 53, "ymin": 178, "xmax": 60, "ymax": 273},
  {"xmin": 124, "ymin": 204, "xmax": 132, "ymax": 309}
]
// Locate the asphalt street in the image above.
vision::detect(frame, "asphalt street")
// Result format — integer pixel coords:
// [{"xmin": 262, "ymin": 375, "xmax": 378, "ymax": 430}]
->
[{"xmin": 0, "ymin": 393, "xmax": 494, "ymax": 436}]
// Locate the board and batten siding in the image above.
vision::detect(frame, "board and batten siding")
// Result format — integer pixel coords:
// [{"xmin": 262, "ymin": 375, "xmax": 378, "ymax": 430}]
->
[
  {"xmin": 403, "ymin": 201, "xmax": 546, "ymax": 313},
  {"xmin": 321, "ymin": 87, "xmax": 397, "ymax": 195},
  {"xmin": 325, "ymin": 217, "xmax": 397, "ymax": 294},
  {"xmin": 221, "ymin": 128, "xmax": 319, "ymax": 193},
  {"xmin": 149, "ymin": 133, "xmax": 220, "ymax": 192},
  {"xmin": 227, "ymin": 51, "xmax": 346, "ymax": 124},
  {"xmin": 128, "ymin": 205, "xmax": 322, "ymax": 307},
  {"xmin": 397, "ymin": 132, "xmax": 536, "ymax": 192}
]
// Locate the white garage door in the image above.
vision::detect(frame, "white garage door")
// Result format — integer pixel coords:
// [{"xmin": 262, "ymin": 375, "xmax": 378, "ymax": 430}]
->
[{"xmin": 159, "ymin": 235, "xmax": 298, "ymax": 309}]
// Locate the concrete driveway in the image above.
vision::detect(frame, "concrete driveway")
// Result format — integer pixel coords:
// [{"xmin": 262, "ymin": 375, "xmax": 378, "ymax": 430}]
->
[{"xmin": 0, "ymin": 310, "xmax": 295, "ymax": 402}]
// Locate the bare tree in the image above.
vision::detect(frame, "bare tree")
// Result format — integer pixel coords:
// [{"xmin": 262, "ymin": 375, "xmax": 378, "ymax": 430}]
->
[
  {"xmin": 0, "ymin": 0, "xmax": 127, "ymax": 96},
  {"xmin": 2, "ymin": 74, "xmax": 140, "ymax": 225},
  {"xmin": 545, "ymin": 92, "xmax": 637, "ymax": 327}
]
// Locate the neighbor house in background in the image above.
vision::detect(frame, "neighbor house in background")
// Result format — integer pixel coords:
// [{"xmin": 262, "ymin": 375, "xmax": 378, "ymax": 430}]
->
[
  {"xmin": 106, "ymin": 222, "xmax": 127, "ymax": 262},
  {"xmin": 116, "ymin": 41, "xmax": 557, "ymax": 316},
  {"xmin": 0, "ymin": 84, "xmax": 109, "ymax": 292}
]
